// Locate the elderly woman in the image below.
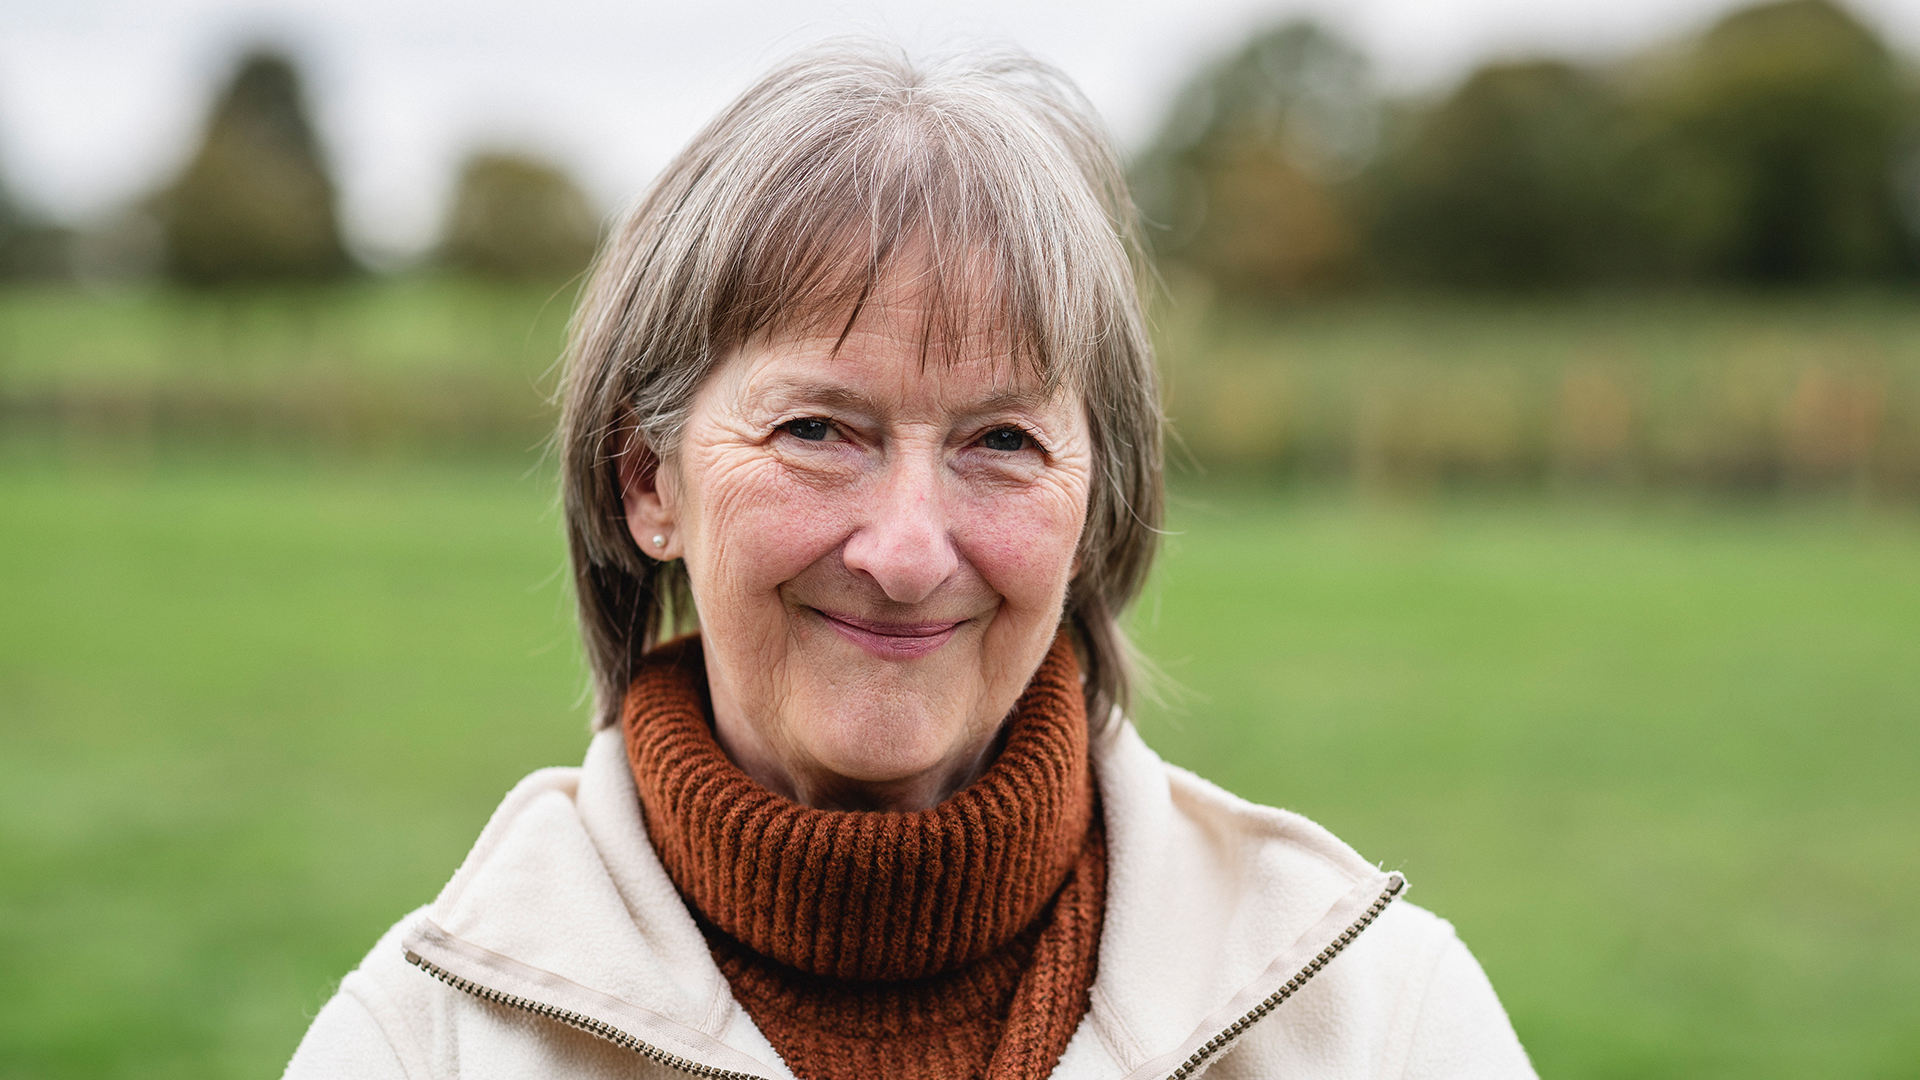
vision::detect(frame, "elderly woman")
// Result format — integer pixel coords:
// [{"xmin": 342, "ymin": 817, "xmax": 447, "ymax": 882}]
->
[{"xmin": 285, "ymin": 45, "xmax": 1534, "ymax": 1080}]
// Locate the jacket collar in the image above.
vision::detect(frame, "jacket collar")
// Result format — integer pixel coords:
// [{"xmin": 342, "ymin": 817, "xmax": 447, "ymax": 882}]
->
[
  {"xmin": 1068, "ymin": 722, "xmax": 1402, "ymax": 1080},
  {"xmin": 403, "ymin": 723, "xmax": 1401, "ymax": 1080}
]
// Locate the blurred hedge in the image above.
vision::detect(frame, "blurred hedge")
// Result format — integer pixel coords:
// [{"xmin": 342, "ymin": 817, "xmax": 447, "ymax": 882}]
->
[
  {"xmin": 0, "ymin": 280, "xmax": 569, "ymax": 454},
  {"xmin": 6, "ymin": 280, "xmax": 1920, "ymax": 501},
  {"xmin": 1155, "ymin": 284, "xmax": 1920, "ymax": 496}
]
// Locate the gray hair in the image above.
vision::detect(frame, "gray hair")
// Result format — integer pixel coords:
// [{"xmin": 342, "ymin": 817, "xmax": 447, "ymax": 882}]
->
[{"xmin": 559, "ymin": 41, "xmax": 1163, "ymax": 729}]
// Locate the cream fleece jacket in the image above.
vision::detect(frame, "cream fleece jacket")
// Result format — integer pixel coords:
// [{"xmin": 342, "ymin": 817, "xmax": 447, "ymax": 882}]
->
[{"xmin": 284, "ymin": 722, "xmax": 1536, "ymax": 1080}]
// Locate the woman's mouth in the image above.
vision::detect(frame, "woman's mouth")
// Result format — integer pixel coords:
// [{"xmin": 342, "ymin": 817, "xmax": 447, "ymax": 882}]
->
[{"xmin": 812, "ymin": 610, "xmax": 964, "ymax": 660}]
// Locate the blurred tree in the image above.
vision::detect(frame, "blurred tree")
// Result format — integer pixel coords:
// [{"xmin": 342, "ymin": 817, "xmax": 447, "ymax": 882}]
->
[
  {"xmin": 1141, "ymin": 0, "xmax": 1919, "ymax": 295},
  {"xmin": 159, "ymin": 50, "xmax": 350, "ymax": 285},
  {"xmin": 1133, "ymin": 20, "xmax": 1377, "ymax": 298},
  {"xmin": 0, "ymin": 222, "xmax": 74, "ymax": 280},
  {"xmin": 1641, "ymin": 0, "xmax": 1916, "ymax": 283},
  {"xmin": 439, "ymin": 152, "xmax": 599, "ymax": 280},
  {"xmin": 1366, "ymin": 60, "xmax": 1641, "ymax": 288},
  {"xmin": 0, "ymin": 158, "xmax": 72, "ymax": 280}
]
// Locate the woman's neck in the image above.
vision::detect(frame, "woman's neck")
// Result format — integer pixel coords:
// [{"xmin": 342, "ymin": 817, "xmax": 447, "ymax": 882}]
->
[{"xmin": 711, "ymin": 708, "xmax": 1008, "ymax": 810}]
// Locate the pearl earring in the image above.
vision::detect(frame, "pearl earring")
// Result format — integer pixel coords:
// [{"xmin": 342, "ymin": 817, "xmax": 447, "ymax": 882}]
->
[{"xmin": 652, "ymin": 534, "xmax": 666, "ymax": 549}]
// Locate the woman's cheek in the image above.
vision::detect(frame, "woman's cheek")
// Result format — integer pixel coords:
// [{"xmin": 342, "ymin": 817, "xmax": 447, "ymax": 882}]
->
[
  {"xmin": 700, "ymin": 453, "xmax": 857, "ymax": 586},
  {"xmin": 960, "ymin": 480, "xmax": 1086, "ymax": 609}
]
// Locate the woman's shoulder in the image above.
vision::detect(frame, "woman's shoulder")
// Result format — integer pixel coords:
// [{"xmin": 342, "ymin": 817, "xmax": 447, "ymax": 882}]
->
[
  {"xmin": 283, "ymin": 732, "xmax": 783, "ymax": 1080},
  {"xmin": 1094, "ymin": 720, "xmax": 1395, "ymax": 909},
  {"xmin": 1202, "ymin": 898, "xmax": 1537, "ymax": 1080},
  {"xmin": 1084, "ymin": 722, "xmax": 1535, "ymax": 1080}
]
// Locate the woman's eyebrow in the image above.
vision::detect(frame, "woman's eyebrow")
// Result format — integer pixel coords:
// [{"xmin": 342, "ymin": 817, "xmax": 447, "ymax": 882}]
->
[
  {"xmin": 753, "ymin": 382, "xmax": 1053, "ymax": 417},
  {"xmin": 754, "ymin": 381, "xmax": 876, "ymax": 413},
  {"xmin": 960, "ymin": 388, "xmax": 1053, "ymax": 416}
]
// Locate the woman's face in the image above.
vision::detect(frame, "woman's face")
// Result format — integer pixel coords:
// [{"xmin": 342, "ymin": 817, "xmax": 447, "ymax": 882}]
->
[{"xmin": 624, "ymin": 288, "xmax": 1092, "ymax": 811}]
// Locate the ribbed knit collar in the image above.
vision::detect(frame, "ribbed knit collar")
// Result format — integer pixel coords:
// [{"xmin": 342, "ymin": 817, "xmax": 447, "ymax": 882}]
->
[{"xmin": 620, "ymin": 633, "xmax": 1093, "ymax": 983}]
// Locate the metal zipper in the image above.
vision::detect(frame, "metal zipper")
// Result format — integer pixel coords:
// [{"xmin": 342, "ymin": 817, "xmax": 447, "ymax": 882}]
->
[
  {"xmin": 1164, "ymin": 874, "xmax": 1406, "ymax": 1080},
  {"xmin": 404, "ymin": 949, "xmax": 769, "ymax": 1080},
  {"xmin": 407, "ymin": 871, "xmax": 1401, "ymax": 1080}
]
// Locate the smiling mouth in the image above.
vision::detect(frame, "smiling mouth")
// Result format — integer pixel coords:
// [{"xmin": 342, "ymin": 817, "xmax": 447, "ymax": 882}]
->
[{"xmin": 813, "ymin": 610, "xmax": 964, "ymax": 660}]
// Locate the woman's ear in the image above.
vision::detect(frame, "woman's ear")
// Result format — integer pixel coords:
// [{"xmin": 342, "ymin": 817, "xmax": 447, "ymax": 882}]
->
[{"xmin": 617, "ymin": 421, "xmax": 682, "ymax": 561}]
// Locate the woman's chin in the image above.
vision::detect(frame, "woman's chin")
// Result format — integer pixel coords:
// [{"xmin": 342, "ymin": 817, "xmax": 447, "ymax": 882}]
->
[
  {"xmin": 790, "ymin": 714, "xmax": 994, "ymax": 809},
  {"xmin": 807, "ymin": 733, "xmax": 962, "ymax": 787}
]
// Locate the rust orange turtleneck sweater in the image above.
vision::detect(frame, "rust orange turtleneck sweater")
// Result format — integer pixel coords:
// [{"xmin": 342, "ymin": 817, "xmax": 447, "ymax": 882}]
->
[{"xmin": 620, "ymin": 634, "xmax": 1106, "ymax": 1080}]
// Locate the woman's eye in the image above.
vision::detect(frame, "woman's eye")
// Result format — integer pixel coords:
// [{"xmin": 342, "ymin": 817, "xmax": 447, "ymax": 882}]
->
[
  {"xmin": 782, "ymin": 418, "xmax": 833, "ymax": 442},
  {"xmin": 980, "ymin": 427, "xmax": 1029, "ymax": 452}
]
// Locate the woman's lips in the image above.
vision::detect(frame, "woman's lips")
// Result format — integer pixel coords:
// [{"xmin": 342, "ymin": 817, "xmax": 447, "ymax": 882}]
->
[{"xmin": 813, "ymin": 610, "xmax": 963, "ymax": 660}]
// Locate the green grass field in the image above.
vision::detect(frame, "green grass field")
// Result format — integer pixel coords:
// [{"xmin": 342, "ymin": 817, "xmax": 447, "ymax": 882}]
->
[
  {"xmin": 3, "ymin": 455, "xmax": 1917, "ymax": 1079},
  {"xmin": 1131, "ymin": 488, "xmax": 1920, "ymax": 1078}
]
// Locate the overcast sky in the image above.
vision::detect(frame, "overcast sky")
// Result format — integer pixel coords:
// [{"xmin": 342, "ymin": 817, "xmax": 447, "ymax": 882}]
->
[{"xmin": 4, "ymin": 0, "xmax": 1917, "ymax": 259}]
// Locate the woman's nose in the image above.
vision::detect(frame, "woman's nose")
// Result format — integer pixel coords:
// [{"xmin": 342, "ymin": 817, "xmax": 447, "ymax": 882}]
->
[{"xmin": 841, "ymin": 457, "xmax": 959, "ymax": 605}]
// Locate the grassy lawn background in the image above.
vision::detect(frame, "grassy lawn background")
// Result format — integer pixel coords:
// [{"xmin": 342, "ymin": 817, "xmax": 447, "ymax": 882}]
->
[
  {"xmin": 3, "ymin": 454, "xmax": 1916, "ymax": 1079},
  {"xmin": 1129, "ymin": 487, "xmax": 1920, "ymax": 1079},
  {"xmin": 1, "ymin": 453, "xmax": 588, "ymax": 1079}
]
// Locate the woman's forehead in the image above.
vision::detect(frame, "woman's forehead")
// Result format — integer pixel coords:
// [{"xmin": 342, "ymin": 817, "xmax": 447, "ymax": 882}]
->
[
  {"xmin": 725, "ymin": 225, "xmax": 1061, "ymax": 368},
  {"xmin": 749, "ymin": 266, "xmax": 1051, "ymax": 369},
  {"xmin": 733, "ymin": 318, "xmax": 1065, "ymax": 408}
]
